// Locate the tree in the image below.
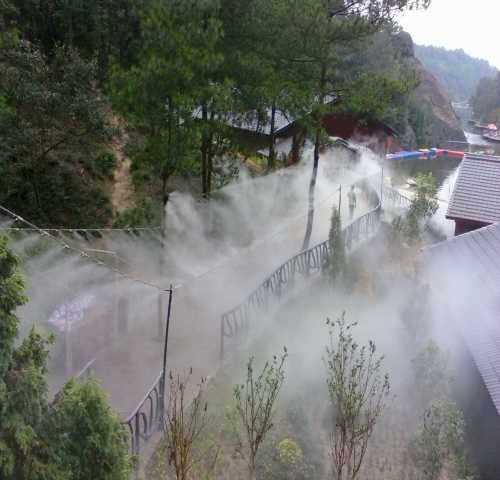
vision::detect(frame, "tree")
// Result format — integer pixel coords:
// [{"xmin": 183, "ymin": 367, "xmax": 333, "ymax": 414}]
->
[
  {"xmin": 410, "ymin": 400, "xmax": 475, "ymax": 480},
  {"xmin": 110, "ymin": 0, "xmax": 231, "ymax": 204},
  {"xmin": 51, "ymin": 377, "xmax": 131, "ymax": 480},
  {"xmin": 406, "ymin": 172, "xmax": 439, "ymax": 241},
  {"xmin": 3, "ymin": 0, "xmax": 145, "ymax": 81},
  {"xmin": 297, "ymin": 0, "xmax": 432, "ymax": 250},
  {"xmin": 325, "ymin": 313, "xmax": 390, "ymax": 480},
  {"xmin": 411, "ymin": 341, "xmax": 451, "ymax": 408},
  {"xmin": 164, "ymin": 370, "xmax": 212, "ymax": 480},
  {"xmin": 0, "ymin": 40, "xmax": 111, "ymax": 227},
  {"xmin": 0, "ymin": 235, "xmax": 132, "ymax": 479},
  {"xmin": 325, "ymin": 203, "xmax": 345, "ymax": 283},
  {"xmin": 471, "ymin": 73, "xmax": 500, "ymax": 123},
  {"xmin": 233, "ymin": 349, "xmax": 288, "ymax": 480}
]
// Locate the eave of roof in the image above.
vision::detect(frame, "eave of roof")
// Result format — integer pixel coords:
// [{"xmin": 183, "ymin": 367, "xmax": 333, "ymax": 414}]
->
[{"xmin": 446, "ymin": 153, "xmax": 500, "ymax": 225}]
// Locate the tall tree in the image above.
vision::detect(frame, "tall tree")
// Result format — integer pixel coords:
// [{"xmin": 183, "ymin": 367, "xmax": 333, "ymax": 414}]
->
[
  {"xmin": 110, "ymin": 0, "xmax": 229, "ymax": 203},
  {"xmin": 0, "ymin": 235, "xmax": 131, "ymax": 479},
  {"xmin": 293, "ymin": 0, "xmax": 431, "ymax": 250},
  {"xmin": 4, "ymin": 0, "xmax": 146, "ymax": 80},
  {"xmin": 0, "ymin": 41, "xmax": 111, "ymax": 227},
  {"xmin": 233, "ymin": 350, "xmax": 288, "ymax": 480},
  {"xmin": 325, "ymin": 313, "xmax": 390, "ymax": 480}
]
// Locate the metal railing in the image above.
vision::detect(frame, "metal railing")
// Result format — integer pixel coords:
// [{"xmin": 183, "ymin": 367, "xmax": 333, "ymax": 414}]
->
[
  {"xmin": 123, "ymin": 372, "xmax": 164, "ymax": 457},
  {"xmin": 220, "ymin": 175, "xmax": 385, "ymax": 360}
]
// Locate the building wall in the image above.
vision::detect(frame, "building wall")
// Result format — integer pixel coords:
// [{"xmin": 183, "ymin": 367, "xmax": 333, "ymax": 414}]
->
[{"xmin": 454, "ymin": 219, "xmax": 489, "ymax": 236}]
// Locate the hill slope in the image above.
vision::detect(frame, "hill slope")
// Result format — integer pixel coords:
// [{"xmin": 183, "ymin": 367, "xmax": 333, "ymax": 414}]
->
[{"xmin": 415, "ymin": 45, "xmax": 497, "ymax": 102}]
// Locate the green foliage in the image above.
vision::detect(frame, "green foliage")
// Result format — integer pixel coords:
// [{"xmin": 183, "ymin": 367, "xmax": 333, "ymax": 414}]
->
[
  {"xmin": 415, "ymin": 45, "xmax": 497, "ymax": 102},
  {"xmin": 256, "ymin": 435, "xmax": 313, "ymax": 480},
  {"xmin": 336, "ymin": 72, "xmax": 411, "ymax": 127},
  {"xmin": 325, "ymin": 313, "xmax": 390, "ymax": 480},
  {"xmin": 0, "ymin": 40, "xmax": 112, "ymax": 227},
  {"xmin": 325, "ymin": 205, "xmax": 345, "ymax": 284},
  {"xmin": 113, "ymin": 198, "xmax": 160, "ymax": 228},
  {"xmin": 412, "ymin": 341, "xmax": 451, "ymax": 407},
  {"xmin": 471, "ymin": 72, "xmax": 500, "ymax": 123},
  {"xmin": 0, "ymin": 235, "xmax": 26, "ymax": 378},
  {"xmin": 408, "ymin": 96, "xmax": 433, "ymax": 147},
  {"xmin": 3, "ymin": 0, "xmax": 145, "ymax": 81},
  {"xmin": 51, "ymin": 377, "xmax": 131, "ymax": 480},
  {"xmin": 0, "ymin": 236, "xmax": 131, "ymax": 479},
  {"xmin": 233, "ymin": 349, "xmax": 287, "ymax": 479},
  {"xmin": 93, "ymin": 150, "xmax": 117, "ymax": 179},
  {"xmin": 410, "ymin": 400, "xmax": 475, "ymax": 480},
  {"xmin": 392, "ymin": 172, "xmax": 438, "ymax": 245}
]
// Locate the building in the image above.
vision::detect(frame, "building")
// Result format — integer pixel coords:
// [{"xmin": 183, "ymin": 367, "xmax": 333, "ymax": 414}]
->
[
  {"xmin": 228, "ymin": 107, "xmax": 396, "ymax": 162},
  {"xmin": 446, "ymin": 153, "xmax": 500, "ymax": 236},
  {"xmin": 424, "ymin": 223, "xmax": 500, "ymax": 479},
  {"xmin": 321, "ymin": 113, "xmax": 396, "ymax": 155}
]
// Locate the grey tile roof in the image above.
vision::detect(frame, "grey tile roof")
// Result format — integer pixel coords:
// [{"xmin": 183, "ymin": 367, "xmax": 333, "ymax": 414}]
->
[
  {"xmin": 447, "ymin": 153, "xmax": 500, "ymax": 224},
  {"xmin": 424, "ymin": 223, "xmax": 500, "ymax": 415}
]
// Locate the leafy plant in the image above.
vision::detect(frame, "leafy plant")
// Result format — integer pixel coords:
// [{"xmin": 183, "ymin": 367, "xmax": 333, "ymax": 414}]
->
[
  {"xmin": 164, "ymin": 370, "xmax": 213, "ymax": 480},
  {"xmin": 325, "ymin": 313, "xmax": 390, "ymax": 480},
  {"xmin": 410, "ymin": 399, "xmax": 475, "ymax": 480},
  {"xmin": 51, "ymin": 377, "xmax": 132, "ymax": 480},
  {"xmin": 324, "ymin": 204, "xmax": 345, "ymax": 285},
  {"xmin": 233, "ymin": 349, "xmax": 288, "ymax": 480}
]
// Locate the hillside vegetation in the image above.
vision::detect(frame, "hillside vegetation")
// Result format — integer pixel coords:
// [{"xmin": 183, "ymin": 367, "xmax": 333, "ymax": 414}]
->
[
  {"xmin": 415, "ymin": 45, "xmax": 497, "ymax": 102},
  {"xmin": 1, "ymin": 0, "xmax": 434, "ymax": 230},
  {"xmin": 471, "ymin": 72, "xmax": 500, "ymax": 123}
]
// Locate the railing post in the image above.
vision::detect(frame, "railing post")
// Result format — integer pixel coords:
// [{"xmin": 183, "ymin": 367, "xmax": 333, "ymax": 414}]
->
[{"xmin": 135, "ymin": 413, "xmax": 141, "ymax": 456}]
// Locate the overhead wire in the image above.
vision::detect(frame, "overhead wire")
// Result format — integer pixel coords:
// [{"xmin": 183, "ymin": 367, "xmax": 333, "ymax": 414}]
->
[{"xmin": 0, "ymin": 205, "xmax": 173, "ymax": 293}]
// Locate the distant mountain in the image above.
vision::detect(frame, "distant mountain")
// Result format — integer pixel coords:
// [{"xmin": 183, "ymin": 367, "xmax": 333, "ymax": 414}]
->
[{"xmin": 415, "ymin": 45, "xmax": 497, "ymax": 102}]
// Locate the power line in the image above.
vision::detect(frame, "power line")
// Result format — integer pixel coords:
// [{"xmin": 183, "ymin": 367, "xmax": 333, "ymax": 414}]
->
[
  {"xmin": 0, "ymin": 226, "xmax": 161, "ymax": 233},
  {"xmin": 0, "ymin": 205, "xmax": 172, "ymax": 293}
]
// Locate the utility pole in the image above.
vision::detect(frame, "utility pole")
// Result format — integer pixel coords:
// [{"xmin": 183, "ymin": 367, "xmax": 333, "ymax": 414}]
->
[{"xmin": 160, "ymin": 285, "xmax": 173, "ymax": 421}]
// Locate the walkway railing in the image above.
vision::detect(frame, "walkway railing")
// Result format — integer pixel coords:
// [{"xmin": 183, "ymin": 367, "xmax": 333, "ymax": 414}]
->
[
  {"xmin": 220, "ymin": 174, "xmax": 387, "ymax": 360},
  {"xmin": 123, "ymin": 372, "xmax": 164, "ymax": 457}
]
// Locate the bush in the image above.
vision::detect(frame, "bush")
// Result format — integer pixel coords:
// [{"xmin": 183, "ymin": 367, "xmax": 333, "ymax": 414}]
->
[
  {"xmin": 256, "ymin": 435, "xmax": 314, "ymax": 480},
  {"xmin": 51, "ymin": 377, "xmax": 132, "ymax": 480},
  {"xmin": 93, "ymin": 150, "xmax": 117, "ymax": 178},
  {"xmin": 113, "ymin": 198, "xmax": 161, "ymax": 228}
]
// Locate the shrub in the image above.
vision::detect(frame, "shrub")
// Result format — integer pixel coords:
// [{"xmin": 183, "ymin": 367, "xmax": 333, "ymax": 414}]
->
[
  {"xmin": 51, "ymin": 377, "xmax": 132, "ymax": 480},
  {"xmin": 93, "ymin": 150, "xmax": 117, "ymax": 178}
]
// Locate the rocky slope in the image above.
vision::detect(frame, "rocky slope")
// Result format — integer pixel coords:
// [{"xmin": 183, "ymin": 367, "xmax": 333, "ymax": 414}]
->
[
  {"xmin": 394, "ymin": 32, "xmax": 467, "ymax": 148},
  {"xmin": 414, "ymin": 58, "xmax": 467, "ymax": 145}
]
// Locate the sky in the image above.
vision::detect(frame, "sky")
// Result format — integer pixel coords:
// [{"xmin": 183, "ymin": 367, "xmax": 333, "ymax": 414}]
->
[{"xmin": 398, "ymin": 0, "xmax": 500, "ymax": 69}]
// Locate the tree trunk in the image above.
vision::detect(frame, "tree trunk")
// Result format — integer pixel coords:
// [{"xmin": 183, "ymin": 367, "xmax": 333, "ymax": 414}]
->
[
  {"xmin": 268, "ymin": 102, "xmax": 277, "ymax": 170},
  {"xmin": 301, "ymin": 126, "xmax": 321, "ymax": 251},
  {"xmin": 289, "ymin": 128, "xmax": 305, "ymax": 166},
  {"xmin": 207, "ymin": 131, "xmax": 214, "ymax": 195},
  {"xmin": 248, "ymin": 456, "xmax": 257, "ymax": 480},
  {"xmin": 201, "ymin": 104, "xmax": 209, "ymax": 197},
  {"xmin": 301, "ymin": 65, "xmax": 326, "ymax": 251}
]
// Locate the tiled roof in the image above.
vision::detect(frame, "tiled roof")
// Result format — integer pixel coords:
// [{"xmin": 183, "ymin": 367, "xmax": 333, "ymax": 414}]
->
[
  {"xmin": 447, "ymin": 153, "xmax": 500, "ymax": 225},
  {"xmin": 424, "ymin": 223, "xmax": 500, "ymax": 415}
]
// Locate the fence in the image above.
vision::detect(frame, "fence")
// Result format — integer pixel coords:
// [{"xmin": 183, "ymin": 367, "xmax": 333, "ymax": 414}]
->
[
  {"xmin": 219, "ymin": 174, "xmax": 389, "ymax": 360},
  {"xmin": 116, "ymin": 176, "xmax": 412, "ymax": 459},
  {"xmin": 123, "ymin": 372, "xmax": 164, "ymax": 457}
]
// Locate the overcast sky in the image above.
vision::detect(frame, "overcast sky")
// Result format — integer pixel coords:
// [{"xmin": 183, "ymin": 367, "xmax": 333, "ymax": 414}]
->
[{"xmin": 398, "ymin": 0, "xmax": 500, "ymax": 69}]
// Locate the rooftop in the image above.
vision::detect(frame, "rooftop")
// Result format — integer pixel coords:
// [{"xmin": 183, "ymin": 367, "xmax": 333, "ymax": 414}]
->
[
  {"xmin": 446, "ymin": 153, "xmax": 500, "ymax": 225},
  {"xmin": 424, "ymin": 222, "xmax": 500, "ymax": 415}
]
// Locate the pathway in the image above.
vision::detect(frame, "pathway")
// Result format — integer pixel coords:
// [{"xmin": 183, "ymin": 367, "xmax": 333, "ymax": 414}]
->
[{"xmin": 90, "ymin": 172, "xmax": 375, "ymax": 418}]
